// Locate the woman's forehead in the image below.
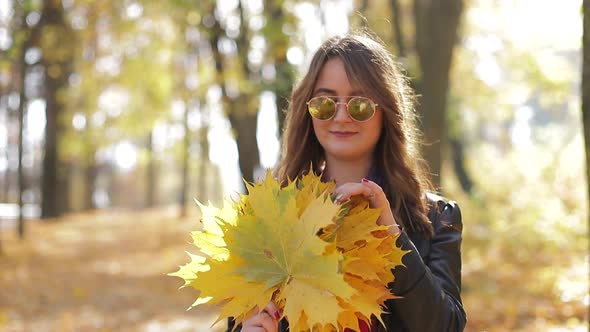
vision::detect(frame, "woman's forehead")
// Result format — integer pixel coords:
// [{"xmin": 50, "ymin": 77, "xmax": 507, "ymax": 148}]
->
[{"xmin": 314, "ymin": 58, "xmax": 367, "ymax": 95}]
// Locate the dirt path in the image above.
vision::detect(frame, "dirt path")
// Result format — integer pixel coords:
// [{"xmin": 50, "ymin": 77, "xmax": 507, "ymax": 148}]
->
[{"xmin": 0, "ymin": 208, "xmax": 226, "ymax": 332}]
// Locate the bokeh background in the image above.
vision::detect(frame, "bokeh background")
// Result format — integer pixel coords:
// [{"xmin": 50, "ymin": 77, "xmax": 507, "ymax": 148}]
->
[{"xmin": 0, "ymin": 0, "xmax": 588, "ymax": 331}]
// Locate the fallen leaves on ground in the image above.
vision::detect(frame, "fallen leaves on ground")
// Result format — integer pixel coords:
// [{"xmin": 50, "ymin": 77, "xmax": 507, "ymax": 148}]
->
[{"xmin": 0, "ymin": 207, "xmax": 225, "ymax": 332}]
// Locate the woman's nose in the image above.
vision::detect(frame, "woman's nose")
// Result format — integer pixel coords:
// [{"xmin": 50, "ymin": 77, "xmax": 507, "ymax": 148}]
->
[{"xmin": 332, "ymin": 102, "xmax": 352, "ymax": 122}]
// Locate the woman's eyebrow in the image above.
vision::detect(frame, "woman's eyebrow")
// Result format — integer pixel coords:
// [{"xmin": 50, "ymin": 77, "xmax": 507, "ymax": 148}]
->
[
  {"xmin": 313, "ymin": 87, "xmax": 337, "ymax": 95},
  {"xmin": 312, "ymin": 88, "xmax": 365, "ymax": 96}
]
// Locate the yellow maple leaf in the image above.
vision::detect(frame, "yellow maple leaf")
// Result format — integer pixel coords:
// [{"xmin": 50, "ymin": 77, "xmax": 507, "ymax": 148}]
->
[
  {"xmin": 334, "ymin": 205, "xmax": 387, "ymax": 251},
  {"xmin": 192, "ymin": 258, "xmax": 274, "ymax": 325},
  {"xmin": 279, "ymin": 278, "xmax": 341, "ymax": 331},
  {"xmin": 343, "ymin": 274, "xmax": 395, "ymax": 327},
  {"xmin": 343, "ymin": 239, "xmax": 396, "ymax": 281},
  {"xmin": 191, "ymin": 199, "xmax": 238, "ymax": 260},
  {"xmin": 170, "ymin": 171, "xmax": 409, "ymax": 331},
  {"xmin": 317, "ymin": 191, "xmax": 408, "ymax": 330},
  {"xmin": 295, "ymin": 170, "xmax": 336, "ymax": 216}
]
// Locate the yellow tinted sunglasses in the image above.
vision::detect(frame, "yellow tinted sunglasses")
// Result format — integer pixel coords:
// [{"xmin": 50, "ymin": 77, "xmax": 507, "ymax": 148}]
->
[{"xmin": 307, "ymin": 96, "xmax": 378, "ymax": 122}]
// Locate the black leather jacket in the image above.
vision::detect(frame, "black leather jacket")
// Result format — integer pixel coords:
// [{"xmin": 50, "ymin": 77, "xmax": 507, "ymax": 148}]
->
[
  {"xmin": 376, "ymin": 193, "xmax": 466, "ymax": 331},
  {"xmin": 229, "ymin": 193, "xmax": 466, "ymax": 332}
]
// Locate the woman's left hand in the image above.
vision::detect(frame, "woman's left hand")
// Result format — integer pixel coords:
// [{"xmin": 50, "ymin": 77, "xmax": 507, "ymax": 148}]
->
[{"xmin": 334, "ymin": 178, "xmax": 400, "ymax": 233}]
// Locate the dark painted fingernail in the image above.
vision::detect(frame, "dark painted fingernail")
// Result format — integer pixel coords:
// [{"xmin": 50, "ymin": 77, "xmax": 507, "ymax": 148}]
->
[
  {"xmin": 362, "ymin": 178, "xmax": 369, "ymax": 183},
  {"xmin": 274, "ymin": 310, "xmax": 281, "ymax": 320}
]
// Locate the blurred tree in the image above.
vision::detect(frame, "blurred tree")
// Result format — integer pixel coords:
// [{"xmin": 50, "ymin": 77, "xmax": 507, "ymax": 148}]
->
[
  {"xmin": 583, "ymin": 0, "xmax": 590, "ymax": 227},
  {"xmin": 1, "ymin": 1, "xmax": 30, "ymax": 235},
  {"xmin": 355, "ymin": 0, "xmax": 465, "ymax": 190},
  {"xmin": 205, "ymin": 1, "xmax": 260, "ymax": 183},
  {"xmin": 172, "ymin": 9, "xmax": 193, "ymax": 217},
  {"xmin": 174, "ymin": 19, "xmax": 195, "ymax": 216},
  {"xmin": 145, "ymin": 130, "xmax": 157, "ymax": 206},
  {"xmin": 180, "ymin": 99, "xmax": 193, "ymax": 218},
  {"xmin": 62, "ymin": 1, "xmax": 102, "ymax": 211},
  {"xmin": 36, "ymin": 0, "xmax": 75, "ymax": 218},
  {"xmin": 261, "ymin": 0, "xmax": 296, "ymax": 136},
  {"xmin": 196, "ymin": 106, "xmax": 210, "ymax": 204},
  {"xmin": 412, "ymin": 0, "xmax": 464, "ymax": 189},
  {"xmin": 0, "ymin": 6, "xmax": 13, "ymax": 205},
  {"xmin": 157, "ymin": 0, "xmax": 209, "ymax": 216},
  {"xmin": 78, "ymin": 4, "xmax": 101, "ymax": 211},
  {"xmin": 0, "ymin": 0, "xmax": 42, "ymax": 235},
  {"xmin": 62, "ymin": 0, "xmax": 169, "ymax": 209},
  {"xmin": 15, "ymin": 4, "xmax": 30, "ymax": 236},
  {"xmin": 113, "ymin": 2, "xmax": 174, "ymax": 207},
  {"xmin": 389, "ymin": 0, "xmax": 407, "ymax": 58}
]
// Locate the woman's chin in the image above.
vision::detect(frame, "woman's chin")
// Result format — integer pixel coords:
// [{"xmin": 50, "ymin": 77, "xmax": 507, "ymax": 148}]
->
[{"xmin": 324, "ymin": 149, "xmax": 370, "ymax": 162}]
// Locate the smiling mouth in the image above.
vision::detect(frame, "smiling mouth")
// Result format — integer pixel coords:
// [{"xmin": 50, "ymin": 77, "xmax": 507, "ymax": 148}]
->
[{"xmin": 330, "ymin": 131, "xmax": 357, "ymax": 137}]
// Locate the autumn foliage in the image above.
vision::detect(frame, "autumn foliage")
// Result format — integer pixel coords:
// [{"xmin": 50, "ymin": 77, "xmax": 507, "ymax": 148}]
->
[{"xmin": 170, "ymin": 172, "xmax": 408, "ymax": 332}]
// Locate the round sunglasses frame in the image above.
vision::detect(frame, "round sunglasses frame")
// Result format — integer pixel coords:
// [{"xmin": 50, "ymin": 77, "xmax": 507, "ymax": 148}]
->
[{"xmin": 306, "ymin": 96, "xmax": 379, "ymax": 122}]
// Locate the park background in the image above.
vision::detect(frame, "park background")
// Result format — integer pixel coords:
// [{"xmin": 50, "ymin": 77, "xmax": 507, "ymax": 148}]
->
[{"xmin": 0, "ymin": 0, "xmax": 588, "ymax": 331}]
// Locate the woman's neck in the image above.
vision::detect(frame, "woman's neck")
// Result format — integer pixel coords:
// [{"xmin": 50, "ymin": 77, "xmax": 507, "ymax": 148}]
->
[{"xmin": 323, "ymin": 155, "xmax": 373, "ymax": 185}]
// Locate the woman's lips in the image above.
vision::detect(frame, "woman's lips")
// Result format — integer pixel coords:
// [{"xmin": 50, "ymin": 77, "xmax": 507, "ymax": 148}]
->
[{"xmin": 330, "ymin": 131, "xmax": 357, "ymax": 138}]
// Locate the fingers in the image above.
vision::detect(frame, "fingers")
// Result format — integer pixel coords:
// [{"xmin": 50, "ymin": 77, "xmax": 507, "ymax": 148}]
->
[
  {"xmin": 260, "ymin": 311, "xmax": 279, "ymax": 332},
  {"xmin": 242, "ymin": 302, "xmax": 280, "ymax": 332},
  {"xmin": 334, "ymin": 179, "xmax": 384, "ymax": 208},
  {"xmin": 264, "ymin": 301, "xmax": 281, "ymax": 320},
  {"xmin": 334, "ymin": 183, "xmax": 369, "ymax": 203},
  {"xmin": 242, "ymin": 313, "xmax": 277, "ymax": 332},
  {"xmin": 334, "ymin": 179, "xmax": 399, "ymax": 229},
  {"xmin": 360, "ymin": 178, "xmax": 387, "ymax": 207}
]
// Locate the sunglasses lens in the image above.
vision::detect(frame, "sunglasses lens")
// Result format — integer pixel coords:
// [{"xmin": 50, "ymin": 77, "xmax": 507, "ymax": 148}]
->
[
  {"xmin": 348, "ymin": 97, "xmax": 376, "ymax": 121},
  {"xmin": 308, "ymin": 97, "xmax": 336, "ymax": 120}
]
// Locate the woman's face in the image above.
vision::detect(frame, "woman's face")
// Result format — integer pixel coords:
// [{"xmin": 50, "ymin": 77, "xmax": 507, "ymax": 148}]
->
[{"xmin": 311, "ymin": 57, "xmax": 383, "ymax": 163}]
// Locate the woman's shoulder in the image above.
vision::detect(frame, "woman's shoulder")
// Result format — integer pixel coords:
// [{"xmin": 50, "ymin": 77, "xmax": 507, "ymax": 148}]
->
[{"xmin": 424, "ymin": 192, "xmax": 463, "ymax": 232}]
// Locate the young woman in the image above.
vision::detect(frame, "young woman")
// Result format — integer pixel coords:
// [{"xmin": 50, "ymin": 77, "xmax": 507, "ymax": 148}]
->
[{"xmin": 237, "ymin": 31, "xmax": 466, "ymax": 332}]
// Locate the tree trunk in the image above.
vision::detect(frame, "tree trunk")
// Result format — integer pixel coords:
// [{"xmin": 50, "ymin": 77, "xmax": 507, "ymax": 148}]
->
[
  {"xmin": 17, "ymin": 52, "xmax": 26, "ymax": 238},
  {"xmin": 273, "ymin": 62, "xmax": 293, "ymax": 138},
  {"xmin": 233, "ymin": 1, "xmax": 260, "ymax": 182},
  {"xmin": 196, "ymin": 130, "xmax": 209, "ymax": 203},
  {"xmin": 389, "ymin": 0, "xmax": 407, "ymax": 58},
  {"xmin": 412, "ymin": 0, "xmax": 464, "ymax": 189},
  {"xmin": 197, "ymin": 106, "xmax": 209, "ymax": 204},
  {"xmin": 1, "ymin": 105, "xmax": 7, "ymax": 204},
  {"xmin": 263, "ymin": 1, "xmax": 295, "ymax": 139},
  {"xmin": 39, "ymin": 0, "xmax": 74, "ymax": 218},
  {"xmin": 228, "ymin": 104, "xmax": 259, "ymax": 183},
  {"xmin": 17, "ymin": 8, "xmax": 31, "ymax": 237},
  {"xmin": 1, "ymin": 135, "xmax": 8, "ymax": 203},
  {"xmin": 582, "ymin": 0, "xmax": 590, "ymax": 239},
  {"xmin": 180, "ymin": 105, "xmax": 192, "ymax": 218},
  {"xmin": 207, "ymin": 9, "xmax": 260, "ymax": 184},
  {"xmin": 449, "ymin": 137, "xmax": 473, "ymax": 194},
  {"xmin": 82, "ymin": 6, "xmax": 98, "ymax": 212},
  {"xmin": 275, "ymin": 90, "xmax": 290, "ymax": 139},
  {"xmin": 84, "ymin": 160, "xmax": 97, "ymax": 210},
  {"xmin": 177, "ymin": 17, "xmax": 198, "ymax": 218},
  {"xmin": 145, "ymin": 131, "xmax": 157, "ymax": 207},
  {"xmin": 57, "ymin": 162, "xmax": 71, "ymax": 214}
]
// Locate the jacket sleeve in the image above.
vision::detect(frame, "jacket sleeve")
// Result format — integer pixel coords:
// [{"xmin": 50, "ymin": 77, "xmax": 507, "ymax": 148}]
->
[{"xmin": 381, "ymin": 199, "xmax": 466, "ymax": 331}]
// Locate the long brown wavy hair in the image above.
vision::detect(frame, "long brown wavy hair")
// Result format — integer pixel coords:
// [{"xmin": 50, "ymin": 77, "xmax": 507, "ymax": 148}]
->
[{"xmin": 276, "ymin": 31, "xmax": 434, "ymax": 238}]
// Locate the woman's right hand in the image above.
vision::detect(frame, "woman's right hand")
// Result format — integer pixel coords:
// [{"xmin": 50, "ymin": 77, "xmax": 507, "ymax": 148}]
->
[{"xmin": 241, "ymin": 302, "xmax": 280, "ymax": 332}]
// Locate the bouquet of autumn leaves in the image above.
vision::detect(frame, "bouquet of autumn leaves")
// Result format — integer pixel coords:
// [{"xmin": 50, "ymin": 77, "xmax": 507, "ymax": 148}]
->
[{"xmin": 170, "ymin": 171, "xmax": 408, "ymax": 332}]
